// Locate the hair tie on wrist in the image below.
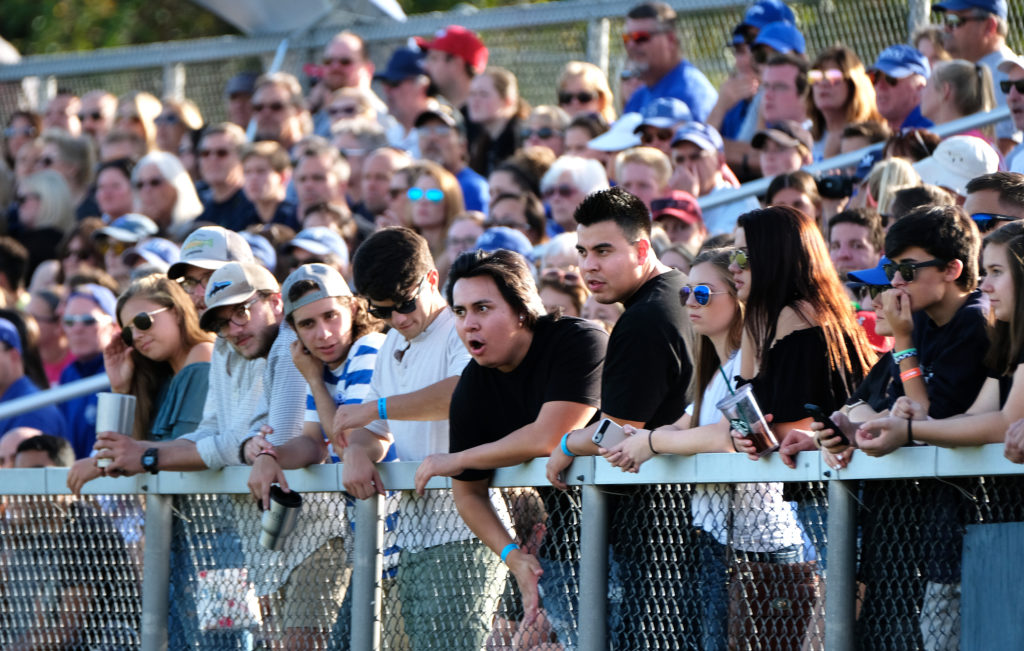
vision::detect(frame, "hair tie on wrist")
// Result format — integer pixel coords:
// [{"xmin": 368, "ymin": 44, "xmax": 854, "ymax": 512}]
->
[{"xmin": 648, "ymin": 430, "xmax": 659, "ymax": 456}]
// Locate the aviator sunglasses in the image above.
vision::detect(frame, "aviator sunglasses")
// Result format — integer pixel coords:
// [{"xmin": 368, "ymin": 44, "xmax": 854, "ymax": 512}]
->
[
  {"xmin": 120, "ymin": 307, "xmax": 170, "ymax": 346},
  {"xmin": 679, "ymin": 284, "xmax": 727, "ymax": 306}
]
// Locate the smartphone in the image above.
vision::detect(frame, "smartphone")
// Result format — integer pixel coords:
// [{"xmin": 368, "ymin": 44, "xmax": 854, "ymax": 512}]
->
[
  {"xmin": 592, "ymin": 418, "xmax": 628, "ymax": 448},
  {"xmin": 804, "ymin": 403, "xmax": 849, "ymax": 447}
]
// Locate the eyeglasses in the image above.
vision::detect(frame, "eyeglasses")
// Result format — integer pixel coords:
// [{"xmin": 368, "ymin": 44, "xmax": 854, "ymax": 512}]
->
[
  {"xmin": 407, "ymin": 187, "xmax": 444, "ymax": 202},
  {"xmin": 1000, "ymin": 79, "xmax": 1024, "ymax": 94},
  {"xmin": 154, "ymin": 114, "xmax": 180, "ymax": 125},
  {"xmin": 418, "ymin": 124, "xmax": 453, "ymax": 137},
  {"xmin": 944, "ymin": 13, "xmax": 987, "ymax": 29},
  {"xmin": 134, "ymin": 177, "xmax": 165, "ymax": 190},
  {"xmin": 328, "ymin": 105, "xmax": 359, "ymax": 118},
  {"xmin": 4, "ymin": 126, "xmax": 37, "ymax": 138},
  {"xmin": 97, "ymin": 239, "xmax": 131, "ymax": 257},
  {"xmin": 868, "ymin": 70, "xmax": 899, "ymax": 87},
  {"xmin": 521, "ymin": 126, "xmax": 560, "ymax": 140},
  {"xmin": 446, "ymin": 235, "xmax": 479, "ymax": 249},
  {"xmin": 641, "ymin": 129, "xmax": 675, "ymax": 144},
  {"xmin": 622, "ymin": 29, "xmax": 670, "ymax": 45},
  {"xmin": 323, "ymin": 57, "xmax": 355, "ymax": 66},
  {"xmin": 730, "ymin": 249, "xmax": 750, "ymax": 270},
  {"xmin": 680, "ymin": 284, "xmax": 727, "ymax": 306},
  {"xmin": 541, "ymin": 268, "xmax": 583, "ymax": 286},
  {"xmin": 883, "ymin": 258, "xmax": 947, "ymax": 282},
  {"xmin": 77, "ymin": 111, "xmax": 103, "ymax": 122},
  {"xmin": 252, "ymin": 102, "xmax": 286, "ymax": 113},
  {"xmin": 209, "ymin": 295, "xmax": 263, "ymax": 338},
  {"xmin": 808, "ymin": 69, "xmax": 846, "ymax": 85},
  {"xmin": 367, "ymin": 275, "xmax": 428, "ymax": 319},
  {"xmin": 971, "ymin": 212, "xmax": 1019, "ymax": 231},
  {"xmin": 340, "ymin": 147, "xmax": 366, "ymax": 158},
  {"xmin": 120, "ymin": 306, "xmax": 170, "ymax": 347},
  {"xmin": 542, "ymin": 184, "xmax": 577, "ymax": 199},
  {"xmin": 558, "ymin": 91, "xmax": 595, "ymax": 105},
  {"xmin": 176, "ymin": 274, "xmax": 208, "ymax": 294},
  {"xmin": 63, "ymin": 314, "xmax": 111, "ymax": 328},
  {"xmin": 200, "ymin": 148, "xmax": 234, "ymax": 159}
]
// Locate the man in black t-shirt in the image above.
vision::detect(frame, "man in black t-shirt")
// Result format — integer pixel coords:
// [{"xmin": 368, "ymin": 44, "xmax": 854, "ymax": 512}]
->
[
  {"xmin": 413, "ymin": 250, "xmax": 606, "ymax": 638},
  {"xmin": 544, "ymin": 186, "xmax": 695, "ymax": 646}
]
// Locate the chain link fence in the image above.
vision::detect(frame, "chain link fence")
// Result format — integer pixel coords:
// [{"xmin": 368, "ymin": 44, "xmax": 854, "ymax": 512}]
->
[{"xmin": 14, "ymin": 0, "xmax": 1024, "ymax": 127}]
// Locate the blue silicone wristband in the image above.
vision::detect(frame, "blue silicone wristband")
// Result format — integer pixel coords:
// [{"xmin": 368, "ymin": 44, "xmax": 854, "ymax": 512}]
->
[
  {"xmin": 500, "ymin": 543, "xmax": 520, "ymax": 563},
  {"xmin": 377, "ymin": 397, "xmax": 388, "ymax": 421},
  {"xmin": 560, "ymin": 432, "xmax": 576, "ymax": 458}
]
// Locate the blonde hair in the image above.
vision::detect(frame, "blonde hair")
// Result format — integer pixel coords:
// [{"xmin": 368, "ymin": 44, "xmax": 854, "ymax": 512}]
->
[
  {"xmin": 22, "ymin": 170, "xmax": 75, "ymax": 236},
  {"xmin": 160, "ymin": 97, "xmax": 204, "ymax": 131},
  {"xmin": 614, "ymin": 146, "xmax": 672, "ymax": 188},
  {"xmin": 932, "ymin": 59, "xmax": 996, "ymax": 138},
  {"xmin": 528, "ymin": 105, "xmax": 571, "ymax": 131},
  {"xmin": 865, "ymin": 158, "xmax": 921, "ymax": 216},
  {"xmin": 413, "ymin": 159, "xmax": 465, "ymax": 237},
  {"xmin": 117, "ymin": 91, "xmax": 163, "ymax": 151},
  {"xmin": 558, "ymin": 61, "xmax": 618, "ymax": 124}
]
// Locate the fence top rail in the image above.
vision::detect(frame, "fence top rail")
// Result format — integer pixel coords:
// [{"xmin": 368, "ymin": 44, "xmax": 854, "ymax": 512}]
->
[{"xmin": 2, "ymin": 444, "xmax": 1020, "ymax": 496}]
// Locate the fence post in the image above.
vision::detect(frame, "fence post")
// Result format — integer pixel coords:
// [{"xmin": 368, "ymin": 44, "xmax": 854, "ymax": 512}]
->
[
  {"xmin": 906, "ymin": 0, "xmax": 931, "ymax": 41},
  {"xmin": 350, "ymin": 494, "xmax": 384, "ymax": 651},
  {"xmin": 140, "ymin": 493, "xmax": 172, "ymax": 651},
  {"xmin": 825, "ymin": 480, "xmax": 857, "ymax": 651},
  {"xmin": 578, "ymin": 483, "xmax": 609, "ymax": 650},
  {"xmin": 163, "ymin": 62, "xmax": 186, "ymax": 101},
  {"xmin": 587, "ymin": 18, "xmax": 611, "ymax": 76}
]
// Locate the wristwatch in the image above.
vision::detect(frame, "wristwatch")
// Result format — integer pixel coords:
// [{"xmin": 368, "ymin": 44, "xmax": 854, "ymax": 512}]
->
[{"xmin": 141, "ymin": 447, "xmax": 160, "ymax": 474}]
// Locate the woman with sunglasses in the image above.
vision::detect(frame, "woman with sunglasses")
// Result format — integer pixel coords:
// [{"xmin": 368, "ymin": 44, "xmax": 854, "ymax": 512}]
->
[
  {"xmin": 521, "ymin": 105, "xmax": 569, "ymax": 157},
  {"xmin": 131, "ymin": 150, "xmax": 204, "ymax": 237},
  {"xmin": 806, "ymin": 46, "xmax": 883, "ymax": 160},
  {"xmin": 920, "ymin": 59, "xmax": 997, "ymax": 144},
  {"xmin": 154, "ymin": 97, "xmax": 204, "ymax": 154},
  {"xmin": 3, "ymin": 110, "xmax": 41, "ymax": 169},
  {"xmin": 409, "ymin": 160, "xmax": 464, "ymax": 262},
  {"xmin": 539, "ymin": 155, "xmax": 609, "ymax": 233},
  {"xmin": 114, "ymin": 91, "xmax": 163, "ymax": 153},
  {"xmin": 556, "ymin": 61, "xmax": 618, "ymax": 124},
  {"xmin": 601, "ymin": 248, "xmax": 806, "ymax": 650},
  {"xmin": 68, "ymin": 274, "xmax": 213, "ymax": 490}
]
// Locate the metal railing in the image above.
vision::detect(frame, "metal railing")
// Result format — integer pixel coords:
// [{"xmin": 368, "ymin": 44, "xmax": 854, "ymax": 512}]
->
[{"xmin": 3, "ymin": 444, "xmax": 1021, "ymax": 650}]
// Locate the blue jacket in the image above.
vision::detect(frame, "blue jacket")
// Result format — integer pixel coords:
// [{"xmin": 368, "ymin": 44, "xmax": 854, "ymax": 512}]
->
[
  {"xmin": 58, "ymin": 355, "xmax": 105, "ymax": 459},
  {"xmin": 0, "ymin": 376, "xmax": 68, "ymax": 439}
]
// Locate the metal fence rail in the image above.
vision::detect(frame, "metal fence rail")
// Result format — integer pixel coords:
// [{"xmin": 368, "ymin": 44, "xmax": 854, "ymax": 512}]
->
[{"xmin": 2, "ymin": 445, "xmax": 1022, "ymax": 650}]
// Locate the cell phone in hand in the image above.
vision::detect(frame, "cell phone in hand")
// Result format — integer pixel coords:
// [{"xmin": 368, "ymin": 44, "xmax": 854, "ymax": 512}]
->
[
  {"xmin": 804, "ymin": 403, "xmax": 849, "ymax": 446},
  {"xmin": 592, "ymin": 418, "xmax": 628, "ymax": 448}
]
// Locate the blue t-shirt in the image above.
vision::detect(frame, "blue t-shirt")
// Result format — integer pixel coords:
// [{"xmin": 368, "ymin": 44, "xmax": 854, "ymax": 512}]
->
[
  {"xmin": 900, "ymin": 105, "xmax": 933, "ymax": 130},
  {"xmin": 721, "ymin": 98, "xmax": 753, "ymax": 140},
  {"xmin": 624, "ymin": 59, "xmax": 718, "ymax": 123},
  {"xmin": 197, "ymin": 188, "xmax": 257, "ymax": 233},
  {"xmin": 456, "ymin": 166, "xmax": 490, "ymax": 214},
  {"xmin": 58, "ymin": 355, "xmax": 105, "ymax": 459},
  {"xmin": 0, "ymin": 376, "xmax": 67, "ymax": 438}
]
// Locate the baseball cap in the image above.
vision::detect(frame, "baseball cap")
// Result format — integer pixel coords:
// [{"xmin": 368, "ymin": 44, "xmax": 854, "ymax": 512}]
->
[
  {"xmin": 282, "ymin": 263, "xmax": 353, "ymax": 318},
  {"xmin": 870, "ymin": 45, "xmax": 931, "ymax": 80},
  {"xmin": 847, "ymin": 256, "xmax": 893, "ymax": 286},
  {"xmin": 732, "ymin": 0, "xmax": 796, "ymax": 44},
  {"xmin": 69, "ymin": 283, "xmax": 118, "ymax": 318},
  {"xmin": 932, "ymin": 0, "xmax": 1007, "ymax": 20},
  {"xmin": 240, "ymin": 232, "xmax": 278, "ymax": 273},
  {"xmin": 912, "ymin": 135, "xmax": 1000, "ymax": 197},
  {"xmin": 634, "ymin": 98, "xmax": 693, "ymax": 131},
  {"xmin": 415, "ymin": 104, "xmax": 464, "ymax": 133},
  {"xmin": 416, "ymin": 25, "xmax": 489, "ymax": 73},
  {"xmin": 671, "ymin": 122, "xmax": 725, "ymax": 153},
  {"xmin": 289, "ymin": 227, "xmax": 350, "ymax": 266},
  {"xmin": 122, "ymin": 237, "xmax": 180, "ymax": 273},
  {"xmin": 95, "ymin": 213, "xmax": 158, "ymax": 243},
  {"xmin": 0, "ymin": 318, "xmax": 22, "ymax": 354},
  {"xmin": 168, "ymin": 226, "xmax": 255, "ymax": 280},
  {"xmin": 753, "ymin": 21, "xmax": 806, "ymax": 55},
  {"xmin": 651, "ymin": 191, "xmax": 704, "ymax": 225},
  {"xmin": 200, "ymin": 262, "xmax": 280, "ymax": 331},
  {"xmin": 752, "ymin": 120, "xmax": 814, "ymax": 152},
  {"xmin": 474, "ymin": 227, "xmax": 534, "ymax": 260},
  {"xmin": 225, "ymin": 72, "xmax": 258, "ymax": 98},
  {"xmin": 997, "ymin": 54, "xmax": 1024, "ymax": 75},
  {"xmin": 374, "ymin": 47, "xmax": 426, "ymax": 84},
  {"xmin": 588, "ymin": 112, "xmax": 643, "ymax": 152}
]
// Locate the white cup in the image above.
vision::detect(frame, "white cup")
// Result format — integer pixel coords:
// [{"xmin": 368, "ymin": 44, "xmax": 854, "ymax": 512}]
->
[{"xmin": 94, "ymin": 392, "xmax": 136, "ymax": 468}]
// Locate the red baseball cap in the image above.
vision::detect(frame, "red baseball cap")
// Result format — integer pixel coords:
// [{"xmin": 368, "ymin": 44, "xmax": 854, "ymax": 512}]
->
[
  {"xmin": 416, "ymin": 25, "xmax": 489, "ymax": 73},
  {"xmin": 651, "ymin": 191, "xmax": 703, "ymax": 225}
]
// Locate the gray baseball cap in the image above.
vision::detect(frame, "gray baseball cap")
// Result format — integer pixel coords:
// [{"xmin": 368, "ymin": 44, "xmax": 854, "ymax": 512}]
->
[
  {"xmin": 199, "ymin": 262, "xmax": 279, "ymax": 331},
  {"xmin": 282, "ymin": 263, "xmax": 353, "ymax": 318},
  {"xmin": 168, "ymin": 226, "xmax": 255, "ymax": 279}
]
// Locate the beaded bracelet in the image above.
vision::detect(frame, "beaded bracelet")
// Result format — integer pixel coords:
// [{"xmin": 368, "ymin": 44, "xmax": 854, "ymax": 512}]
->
[{"xmin": 893, "ymin": 347, "xmax": 918, "ymax": 364}]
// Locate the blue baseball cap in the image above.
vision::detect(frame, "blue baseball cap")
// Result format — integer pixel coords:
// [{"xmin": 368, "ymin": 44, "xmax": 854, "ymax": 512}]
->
[
  {"xmin": 634, "ymin": 98, "xmax": 693, "ymax": 131},
  {"xmin": 373, "ymin": 47, "xmax": 426, "ymax": 84},
  {"xmin": 474, "ymin": 227, "xmax": 534, "ymax": 260},
  {"xmin": 0, "ymin": 318, "xmax": 22, "ymax": 354},
  {"xmin": 95, "ymin": 213, "xmax": 159, "ymax": 243},
  {"xmin": 69, "ymin": 283, "xmax": 118, "ymax": 318},
  {"xmin": 240, "ymin": 232, "xmax": 278, "ymax": 273},
  {"xmin": 932, "ymin": 0, "xmax": 1007, "ymax": 20},
  {"xmin": 753, "ymin": 21, "xmax": 806, "ymax": 55},
  {"xmin": 847, "ymin": 256, "xmax": 893, "ymax": 286},
  {"xmin": 672, "ymin": 122, "xmax": 725, "ymax": 153},
  {"xmin": 123, "ymin": 237, "xmax": 180, "ymax": 273},
  {"xmin": 732, "ymin": 0, "xmax": 796, "ymax": 44},
  {"xmin": 290, "ymin": 227, "xmax": 350, "ymax": 266},
  {"xmin": 871, "ymin": 45, "xmax": 931, "ymax": 80}
]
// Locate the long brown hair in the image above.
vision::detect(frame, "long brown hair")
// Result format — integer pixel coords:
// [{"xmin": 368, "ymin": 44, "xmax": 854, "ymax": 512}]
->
[
  {"xmin": 689, "ymin": 249, "xmax": 744, "ymax": 427},
  {"xmin": 807, "ymin": 46, "xmax": 882, "ymax": 141},
  {"xmin": 115, "ymin": 274, "xmax": 213, "ymax": 439},
  {"xmin": 736, "ymin": 206, "xmax": 876, "ymax": 379},
  {"xmin": 983, "ymin": 225, "xmax": 1024, "ymax": 376}
]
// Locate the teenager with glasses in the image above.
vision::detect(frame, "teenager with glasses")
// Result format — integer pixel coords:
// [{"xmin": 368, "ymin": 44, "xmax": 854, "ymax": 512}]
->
[
  {"xmin": 408, "ymin": 160, "xmax": 464, "ymax": 261},
  {"xmin": 556, "ymin": 61, "xmax": 618, "ymax": 123},
  {"xmin": 521, "ymin": 105, "xmax": 569, "ymax": 157}
]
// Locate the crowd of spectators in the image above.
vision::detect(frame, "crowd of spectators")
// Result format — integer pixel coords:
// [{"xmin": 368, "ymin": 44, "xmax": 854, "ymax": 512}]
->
[{"xmin": 3, "ymin": 0, "xmax": 1024, "ymax": 647}]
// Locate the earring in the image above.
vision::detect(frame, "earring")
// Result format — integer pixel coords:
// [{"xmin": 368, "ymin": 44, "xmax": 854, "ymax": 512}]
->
[{"xmin": 519, "ymin": 315, "xmax": 525, "ymax": 322}]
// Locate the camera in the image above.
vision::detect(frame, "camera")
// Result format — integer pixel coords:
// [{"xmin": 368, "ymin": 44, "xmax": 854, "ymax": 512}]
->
[{"xmin": 816, "ymin": 174, "xmax": 856, "ymax": 200}]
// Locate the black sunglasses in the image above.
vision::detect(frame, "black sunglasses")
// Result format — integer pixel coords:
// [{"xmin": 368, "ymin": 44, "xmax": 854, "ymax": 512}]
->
[
  {"xmin": 883, "ymin": 259, "xmax": 946, "ymax": 282},
  {"xmin": 1000, "ymin": 79, "xmax": 1024, "ymax": 94},
  {"xmin": 120, "ymin": 307, "xmax": 170, "ymax": 346},
  {"xmin": 367, "ymin": 276, "xmax": 427, "ymax": 319},
  {"xmin": 972, "ymin": 212, "xmax": 1018, "ymax": 232},
  {"xmin": 869, "ymin": 70, "xmax": 899, "ymax": 87},
  {"xmin": 521, "ymin": 126, "xmax": 559, "ymax": 140},
  {"xmin": 558, "ymin": 91, "xmax": 595, "ymax": 105}
]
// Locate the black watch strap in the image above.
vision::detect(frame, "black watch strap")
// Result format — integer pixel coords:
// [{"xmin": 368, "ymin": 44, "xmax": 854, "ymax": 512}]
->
[{"xmin": 142, "ymin": 447, "xmax": 160, "ymax": 474}]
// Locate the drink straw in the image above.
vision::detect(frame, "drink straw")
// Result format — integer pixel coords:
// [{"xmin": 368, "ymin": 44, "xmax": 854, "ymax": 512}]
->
[{"xmin": 719, "ymin": 365, "xmax": 735, "ymax": 396}]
